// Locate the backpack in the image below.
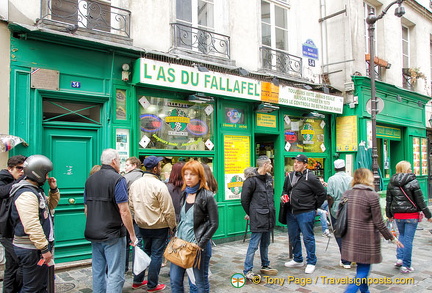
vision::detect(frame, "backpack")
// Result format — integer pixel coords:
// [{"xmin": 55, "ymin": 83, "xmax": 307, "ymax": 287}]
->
[{"xmin": 0, "ymin": 194, "xmax": 15, "ymax": 238}]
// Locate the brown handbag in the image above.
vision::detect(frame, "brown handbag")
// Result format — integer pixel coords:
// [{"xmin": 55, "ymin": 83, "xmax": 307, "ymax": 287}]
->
[{"xmin": 163, "ymin": 237, "xmax": 201, "ymax": 269}]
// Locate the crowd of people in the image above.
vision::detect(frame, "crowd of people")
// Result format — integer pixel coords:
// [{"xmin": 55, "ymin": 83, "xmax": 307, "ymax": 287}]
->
[{"xmin": 0, "ymin": 151, "xmax": 430, "ymax": 293}]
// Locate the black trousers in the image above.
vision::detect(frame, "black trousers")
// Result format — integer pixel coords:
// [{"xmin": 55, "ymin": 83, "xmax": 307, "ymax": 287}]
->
[{"xmin": 0, "ymin": 237, "xmax": 23, "ymax": 293}]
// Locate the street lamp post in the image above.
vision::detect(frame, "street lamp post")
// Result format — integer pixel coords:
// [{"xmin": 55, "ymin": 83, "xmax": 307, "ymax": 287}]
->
[{"xmin": 366, "ymin": 0, "xmax": 405, "ymax": 191}]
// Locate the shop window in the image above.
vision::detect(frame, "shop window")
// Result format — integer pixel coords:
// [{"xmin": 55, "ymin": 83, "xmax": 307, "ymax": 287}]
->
[
  {"xmin": 115, "ymin": 89, "xmax": 127, "ymax": 120},
  {"xmin": 284, "ymin": 157, "xmax": 324, "ymax": 178},
  {"xmin": 43, "ymin": 100, "xmax": 101, "ymax": 124},
  {"xmin": 138, "ymin": 96, "xmax": 214, "ymax": 150},
  {"xmin": 284, "ymin": 115, "xmax": 326, "ymax": 153}
]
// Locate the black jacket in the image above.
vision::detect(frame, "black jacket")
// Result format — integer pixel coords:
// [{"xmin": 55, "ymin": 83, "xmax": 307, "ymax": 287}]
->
[
  {"xmin": 0, "ymin": 169, "xmax": 15, "ymax": 205},
  {"xmin": 386, "ymin": 172, "xmax": 431, "ymax": 219},
  {"xmin": 241, "ymin": 169, "xmax": 275, "ymax": 232},
  {"xmin": 180, "ymin": 188, "xmax": 218, "ymax": 248},
  {"xmin": 282, "ymin": 169, "xmax": 326, "ymax": 215},
  {"xmin": 84, "ymin": 165, "xmax": 126, "ymax": 242}
]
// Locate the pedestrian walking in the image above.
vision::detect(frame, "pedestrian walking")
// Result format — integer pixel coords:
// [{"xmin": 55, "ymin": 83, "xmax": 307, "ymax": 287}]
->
[
  {"xmin": 385, "ymin": 160, "xmax": 432, "ymax": 273},
  {"xmin": 327, "ymin": 159, "xmax": 353, "ymax": 269},
  {"xmin": 342, "ymin": 168, "xmax": 402, "ymax": 293}
]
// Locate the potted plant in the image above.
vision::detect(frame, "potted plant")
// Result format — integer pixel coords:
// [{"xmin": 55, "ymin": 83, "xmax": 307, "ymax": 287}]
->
[{"xmin": 402, "ymin": 67, "xmax": 426, "ymax": 84}]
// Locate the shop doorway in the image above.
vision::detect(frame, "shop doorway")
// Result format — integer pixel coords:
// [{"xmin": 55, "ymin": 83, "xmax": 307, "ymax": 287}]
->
[{"xmin": 255, "ymin": 135, "xmax": 277, "ymax": 176}]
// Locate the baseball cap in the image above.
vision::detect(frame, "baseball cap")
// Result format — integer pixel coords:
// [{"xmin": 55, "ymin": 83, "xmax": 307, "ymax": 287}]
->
[
  {"xmin": 334, "ymin": 159, "xmax": 345, "ymax": 169},
  {"xmin": 143, "ymin": 156, "xmax": 164, "ymax": 169},
  {"xmin": 292, "ymin": 154, "xmax": 308, "ymax": 164}
]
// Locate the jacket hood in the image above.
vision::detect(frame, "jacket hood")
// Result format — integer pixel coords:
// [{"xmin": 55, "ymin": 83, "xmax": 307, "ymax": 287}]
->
[
  {"xmin": 390, "ymin": 173, "xmax": 416, "ymax": 187},
  {"xmin": 0, "ymin": 169, "xmax": 13, "ymax": 182},
  {"xmin": 352, "ymin": 184, "xmax": 374, "ymax": 191},
  {"xmin": 10, "ymin": 180, "xmax": 39, "ymax": 197}
]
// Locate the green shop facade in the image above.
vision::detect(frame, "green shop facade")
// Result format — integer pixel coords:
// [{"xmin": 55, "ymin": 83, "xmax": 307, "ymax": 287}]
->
[{"xmin": 7, "ymin": 27, "xmax": 429, "ymax": 263}]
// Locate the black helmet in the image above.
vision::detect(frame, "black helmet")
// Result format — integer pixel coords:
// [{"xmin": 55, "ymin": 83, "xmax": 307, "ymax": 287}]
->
[{"xmin": 24, "ymin": 155, "xmax": 53, "ymax": 185}]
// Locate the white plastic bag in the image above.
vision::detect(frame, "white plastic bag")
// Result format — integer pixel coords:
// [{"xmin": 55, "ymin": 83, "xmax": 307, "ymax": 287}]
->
[
  {"xmin": 186, "ymin": 268, "xmax": 196, "ymax": 285},
  {"xmin": 133, "ymin": 246, "xmax": 151, "ymax": 275}
]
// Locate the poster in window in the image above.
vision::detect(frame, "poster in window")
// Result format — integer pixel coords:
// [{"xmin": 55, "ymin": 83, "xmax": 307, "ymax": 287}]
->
[
  {"xmin": 284, "ymin": 115, "xmax": 326, "ymax": 153},
  {"xmin": 222, "ymin": 107, "xmax": 247, "ymax": 129},
  {"xmin": 421, "ymin": 138, "xmax": 428, "ymax": 175},
  {"xmin": 116, "ymin": 90, "xmax": 127, "ymax": 120},
  {"xmin": 116, "ymin": 129, "xmax": 130, "ymax": 173},
  {"xmin": 336, "ymin": 116, "xmax": 358, "ymax": 151},
  {"xmin": 138, "ymin": 96, "xmax": 214, "ymax": 150}
]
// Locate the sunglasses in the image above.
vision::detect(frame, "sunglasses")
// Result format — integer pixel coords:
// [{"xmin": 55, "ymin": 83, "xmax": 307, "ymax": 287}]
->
[{"xmin": 15, "ymin": 166, "xmax": 24, "ymax": 170}]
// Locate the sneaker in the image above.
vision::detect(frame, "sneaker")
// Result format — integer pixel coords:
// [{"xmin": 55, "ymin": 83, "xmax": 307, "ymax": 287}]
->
[
  {"xmin": 400, "ymin": 266, "xmax": 414, "ymax": 273},
  {"xmin": 284, "ymin": 260, "xmax": 304, "ymax": 268},
  {"xmin": 132, "ymin": 280, "xmax": 148, "ymax": 289},
  {"xmin": 322, "ymin": 229, "xmax": 332, "ymax": 238},
  {"xmin": 245, "ymin": 271, "xmax": 261, "ymax": 282},
  {"xmin": 260, "ymin": 266, "xmax": 278, "ymax": 276},
  {"xmin": 339, "ymin": 261, "xmax": 351, "ymax": 269},
  {"xmin": 147, "ymin": 284, "xmax": 166, "ymax": 292},
  {"xmin": 394, "ymin": 259, "xmax": 403, "ymax": 268},
  {"xmin": 305, "ymin": 264, "xmax": 316, "ymax": 274}
]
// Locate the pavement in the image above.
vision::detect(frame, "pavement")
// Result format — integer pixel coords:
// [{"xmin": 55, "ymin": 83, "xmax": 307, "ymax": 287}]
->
[{"xmin": 2, "ymin": 220, "xmax": 432, "ymax": 292}]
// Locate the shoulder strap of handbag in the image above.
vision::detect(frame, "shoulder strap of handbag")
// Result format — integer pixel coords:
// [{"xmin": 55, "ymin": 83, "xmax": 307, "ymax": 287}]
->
[{"xmin": 399, "ymin": 186, "xmax": 417, "ymax": 209}]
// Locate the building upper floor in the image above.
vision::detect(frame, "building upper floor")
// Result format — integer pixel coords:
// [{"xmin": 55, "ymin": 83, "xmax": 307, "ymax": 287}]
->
[{"xmin": 1, "ymin": 0, "xmax": 431, "ymax": 97}]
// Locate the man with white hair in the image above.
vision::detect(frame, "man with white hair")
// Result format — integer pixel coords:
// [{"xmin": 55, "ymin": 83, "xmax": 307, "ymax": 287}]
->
[{"xmin": 84, "ymin": 148, "xmax": 137, "ymax": 292}]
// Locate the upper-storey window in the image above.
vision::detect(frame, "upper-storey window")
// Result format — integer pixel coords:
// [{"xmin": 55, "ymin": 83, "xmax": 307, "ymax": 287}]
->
[
  {"xmin": 176, "ymin": 0, "xmax": 214, "ymax": 30},
  {"xmin": 402, "ymin": 26, "xmax": 410, "ymax": 68},
  {"xmin": 261, "ymin": 0, "xmax": 288, "ymax": 51}
]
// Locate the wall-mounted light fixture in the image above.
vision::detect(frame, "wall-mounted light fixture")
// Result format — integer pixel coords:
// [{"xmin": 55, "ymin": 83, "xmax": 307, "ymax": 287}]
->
[
  {"xmin": 271, "ymin": 77, "xmax": 280, "ymax": 86},
  {"xmin": 255, "ymin": 102, "xmax": 279, "ymax": 113},
  {"xmin": 396, "ymin": 95, "xmax": 402, "ymax": 102},
  {"xmin": 122, "ymin": 63, "xmax": 130, "ymax": 81},
  {"xmin": 237, "ymin": 67, "xmax": 250, "ymax": 77},
  {"xmin": 188, "ymin": 93, "xmax": 214, "ymax": 103},
  {"xmin": 417, "ymin": 101, "xmax": 423, "ymax": 107},
  {"xmin": 192, "ymin": 63, "xmax": 209, "ymax": 72},
  {"xmin": 323, "ymin": 86, "xmax": 330, "ymax": 94},
  {"xmin": 302, "ymin": 111, "xmax": 325, "ymax": 119},
  {"xmin": 302, "ymin": 84, "xmax": 313, "ymax": 90}
]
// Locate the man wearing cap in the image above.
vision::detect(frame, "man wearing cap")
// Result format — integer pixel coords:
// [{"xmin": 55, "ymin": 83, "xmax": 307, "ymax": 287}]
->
[
  {"xmin": 327, "ymin": 159, "xmax": 353, "ymax": 269},
  {"xmin": 129, "ymin": 156, "xmax": 176, "ymax": 292},
  {"xmin": 282, "ymin": 154, "xmax": 326, "ymax": 274}
]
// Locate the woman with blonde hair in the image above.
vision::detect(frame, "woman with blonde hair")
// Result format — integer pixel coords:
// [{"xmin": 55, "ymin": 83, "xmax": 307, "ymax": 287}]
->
[
  {"xmin": 386, "ymin": 160, "xmax": 432, "ymax": 273},
  {"xmin": 342, "ymin": 168, "xmax": 402, "ymax": 293},
  {"xmin": 170, "ymin": 160, "xmax": 219, "ymax": 293}
]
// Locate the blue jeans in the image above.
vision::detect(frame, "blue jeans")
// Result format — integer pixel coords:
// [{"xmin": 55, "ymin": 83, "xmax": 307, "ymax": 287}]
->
[
  {"xmin": 287, "ymin": 210, "xmax": 317, "ymax": 265},
  {"xmin": 132, "ymin": 223, "xmax": 145, "ymax": 284},
  {"xmin": 345, "ymin": 263, "xmax": 371, "ymax": 293},
  {"xmin": 318, "ymin": 201, "xmax": 329, "ymax": 232},
  {"xmin": 91, "ymin": 237, "xmax": 126, "ymax": 293},
  {"xmin": 14, "ymin": 246, "xmax": 48, "ymax": 293},
  {"xmin": 330, "ymin": 214, "xmax": 351, "ymax": 265},
  {"xmin": 396, "ymin": 218, "xmax": 418, "ymax": 268},
  {"xmin": 170, "ymin": 241, "xmax": 212, "ymax": 293},
  {"xmin": 140, "ymin": 227, "xmax": 169, "ymax": 289},
  {"xmin": 243, "ymin": 232, "xmax": 271, "ymax": 274}
]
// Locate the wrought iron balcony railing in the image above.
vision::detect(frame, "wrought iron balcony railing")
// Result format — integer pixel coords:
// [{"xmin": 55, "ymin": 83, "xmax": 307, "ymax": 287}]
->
[
  {"xmin": 40, "ymin": 0, "xmax": 131, "ymax": 37},
  {"xmin": 171, "ymin": 23, "xmax": 230, "ymax": 59},
  {"xmin": 402, "ymin": 68, "xmax": 413, "ymax": 90},
  {"xmin": 260, "ymin": 46, "xmax": 302, "ymax": 78}
]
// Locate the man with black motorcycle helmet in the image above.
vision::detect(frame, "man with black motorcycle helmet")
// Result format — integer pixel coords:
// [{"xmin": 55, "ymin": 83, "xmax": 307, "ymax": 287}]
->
[{"xmin": 10, "ymin": 155, "xmax": 60, "ymax": 292}]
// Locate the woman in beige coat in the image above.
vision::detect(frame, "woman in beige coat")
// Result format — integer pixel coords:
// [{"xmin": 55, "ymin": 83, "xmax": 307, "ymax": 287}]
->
[{"xmin": 341, "ymin": 168, "xmax": 402, "ymax": 293}]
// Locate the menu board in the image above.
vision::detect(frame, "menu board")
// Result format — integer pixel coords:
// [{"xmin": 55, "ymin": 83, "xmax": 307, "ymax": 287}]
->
[
  {"xmin": 422, "ymin": 138, "xmax": 428, "ymax": 175},
  {"xmin": 224, "ymin": 135, "xmax": 250, "ymax": 200},
  {"xmin": 413, "ymin": 137, "xmax": 420, "ymax": 176}
]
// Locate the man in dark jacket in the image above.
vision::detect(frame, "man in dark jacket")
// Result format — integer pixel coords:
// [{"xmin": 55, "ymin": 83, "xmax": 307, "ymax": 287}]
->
[
  {"xmin": 283, "ymin": 154, "xmax": 326, "ymax": 274},
  {"xmin": 241, "ymin": 156, "xmax": 277, "ymax": 281},
  {"xmin": 0, "ymin": 155, "xmax": 25, "ymax": 293}
]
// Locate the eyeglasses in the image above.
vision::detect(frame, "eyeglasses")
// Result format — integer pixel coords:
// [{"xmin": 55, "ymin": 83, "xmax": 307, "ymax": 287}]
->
[{"xmin": 15, "ymin": 166, "xmax": 24, "ymax": 170}]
